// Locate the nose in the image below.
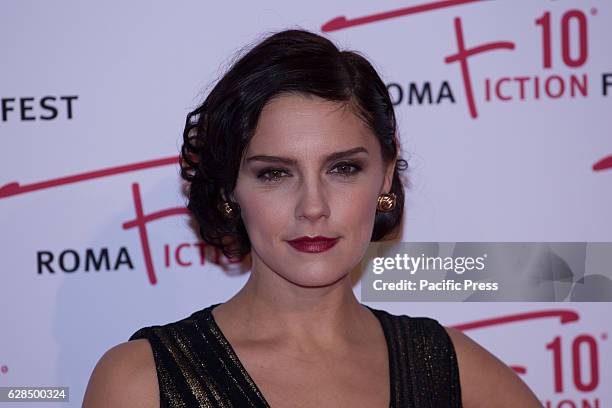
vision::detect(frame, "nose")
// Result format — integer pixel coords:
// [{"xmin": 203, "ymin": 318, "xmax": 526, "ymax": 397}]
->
[{"xmin": 294, "ymin": 177, "xmax": 331, "ymax": 222}]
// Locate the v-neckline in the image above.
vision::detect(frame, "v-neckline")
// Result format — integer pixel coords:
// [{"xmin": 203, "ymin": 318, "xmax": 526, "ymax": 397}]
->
[{"xmin": 204, "ymin": 303, "xmax": 396, "ymax": 407}]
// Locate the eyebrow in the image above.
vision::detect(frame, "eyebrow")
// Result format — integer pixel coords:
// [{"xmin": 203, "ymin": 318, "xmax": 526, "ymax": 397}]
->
[{"xmin": 245, "ymin": 146, "xmax": 369, "ymax": 165}]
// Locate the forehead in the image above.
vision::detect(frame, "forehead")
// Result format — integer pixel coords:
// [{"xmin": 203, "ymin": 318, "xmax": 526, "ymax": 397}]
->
[{"xmin": 245, "ymin": 93, "xmax": 379, "ymax": 155}]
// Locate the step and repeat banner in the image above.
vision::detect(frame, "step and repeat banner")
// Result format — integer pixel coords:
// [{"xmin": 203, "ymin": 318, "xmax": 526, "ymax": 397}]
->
[{"xmin": 1, "ymin": 0, "xmax": 611, "ymax": 406}]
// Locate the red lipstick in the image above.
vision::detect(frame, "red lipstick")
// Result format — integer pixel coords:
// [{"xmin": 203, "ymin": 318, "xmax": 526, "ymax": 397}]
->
[{"xmin": 287, "ymin": 236, "xmax": 339, "ymax": 253}]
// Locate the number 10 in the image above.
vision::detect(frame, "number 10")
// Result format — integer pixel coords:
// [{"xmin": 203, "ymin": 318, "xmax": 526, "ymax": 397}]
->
[{"xmin": 535, "ymin": 10, "xmax": 588, "ymax": 68}]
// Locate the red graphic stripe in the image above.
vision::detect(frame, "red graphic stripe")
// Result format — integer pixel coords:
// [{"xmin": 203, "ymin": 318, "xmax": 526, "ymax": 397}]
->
[
  {"xmin": 593, "ymin": 155, "xmax": 612, "ymax": 171},
  {"xmin": 451, "ymin": 310, "xmax": 579, "ymax": 331},
  {"xmin": 127, "ymin": 183, "xmax": 157, "ymax": 285},
  {"xmin": 122, "ymin": 207, "xmax": 189, "ymax": 229},
  {"xmin": 444, "ymin": 41, "xmax": 515, "ymax": 62},
  {"xmin": 510, "ymin": 366, "xmax": 527, "ymax": 375},
  {"xmin": 321, "ymin": 0, "xmax": 485, "ymax": 32},
  {"xmin": 0, "ymin": 156, "xmax": 179, "ymax": 199}
]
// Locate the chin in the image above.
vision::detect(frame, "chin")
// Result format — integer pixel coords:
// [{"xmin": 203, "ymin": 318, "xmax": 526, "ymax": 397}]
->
[{"xmin": 282, "ymin": 267, "xmax": 348, "ymax": 288}]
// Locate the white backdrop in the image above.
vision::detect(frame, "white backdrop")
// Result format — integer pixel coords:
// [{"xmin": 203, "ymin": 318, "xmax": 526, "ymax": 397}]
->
[{"xmin": 1, "ymin": 0, "xmax": 611, "ymax": 406}]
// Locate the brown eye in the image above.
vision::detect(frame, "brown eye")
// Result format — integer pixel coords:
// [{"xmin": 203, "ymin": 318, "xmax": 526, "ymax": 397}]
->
[
  {"xmin": 331, "ymin": 161, "xmax": 361, "ymax": 176},
  {"xmin": 257, "ymin": 168, "xmax": 289, "ymax": 182}
]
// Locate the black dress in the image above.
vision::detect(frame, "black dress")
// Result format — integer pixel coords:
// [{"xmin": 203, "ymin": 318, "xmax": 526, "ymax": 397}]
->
[{"xmin": 128, "ymin": 303, "xmax": 462, "ymax": 407}]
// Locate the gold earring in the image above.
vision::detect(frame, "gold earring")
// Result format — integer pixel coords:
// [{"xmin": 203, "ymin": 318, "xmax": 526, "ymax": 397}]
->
[
  {"xmin": 377, "ymin": 193, "xmax": 396, "ymax": 212},
  {"xmin": 220, "ymin": 201, "xmax": 235, "ymax": 218}
]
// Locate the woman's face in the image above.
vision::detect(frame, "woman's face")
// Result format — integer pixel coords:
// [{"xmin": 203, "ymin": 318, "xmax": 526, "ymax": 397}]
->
[{"xmin": 233, "ymin": 93, "xmax": 396, "ymax": 287}]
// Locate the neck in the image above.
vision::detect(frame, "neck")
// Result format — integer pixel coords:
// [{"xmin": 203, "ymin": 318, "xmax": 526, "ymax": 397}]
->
[{"xmin": 213, "ymin": 263, "xmax": 371, "ymax": 351}]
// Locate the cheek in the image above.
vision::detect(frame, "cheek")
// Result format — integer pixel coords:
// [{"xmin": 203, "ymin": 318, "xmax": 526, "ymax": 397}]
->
[
  {"xmin": 235, "ymin": 188, "xmax": 287, "ymax": 240},
  {"xmin": 336, "ymin": 187, "xmax": 380, "ymax": 238}
]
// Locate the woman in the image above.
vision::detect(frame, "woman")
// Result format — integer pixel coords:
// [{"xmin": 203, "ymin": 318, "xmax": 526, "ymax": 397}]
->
[{"xmin": 83, "ymin": 29, "xmax": 541, "ymax": 407}]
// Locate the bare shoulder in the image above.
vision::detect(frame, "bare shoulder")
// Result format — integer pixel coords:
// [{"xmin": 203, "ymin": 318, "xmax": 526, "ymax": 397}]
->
[
  {"xmin": 82, "ymin": 339, "xmax": 159, "ymax": 408},
  {"xmin": 444, "ymin": 327, "xmax": 543, "ymax": 408}
]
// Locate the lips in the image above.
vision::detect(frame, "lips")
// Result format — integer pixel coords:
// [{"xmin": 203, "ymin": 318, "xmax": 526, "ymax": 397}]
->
[{"xmin": 287, "ymin": 236, "xmax": 340, "ymax": 253}]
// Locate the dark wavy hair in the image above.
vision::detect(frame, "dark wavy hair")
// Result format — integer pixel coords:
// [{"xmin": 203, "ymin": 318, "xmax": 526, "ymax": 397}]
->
[{"xmin": 180, "ymin": 28, "xmax": 408, "ymax": 259}]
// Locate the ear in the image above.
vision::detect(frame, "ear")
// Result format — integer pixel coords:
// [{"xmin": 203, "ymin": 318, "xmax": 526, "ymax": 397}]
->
[
  {"xmin": 220, "ymin": 188, "xmax": 235, "ymax": 202},
  {"xmin": 381, "ymin": 159, "xmax": 396, "ymax": 194}
]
